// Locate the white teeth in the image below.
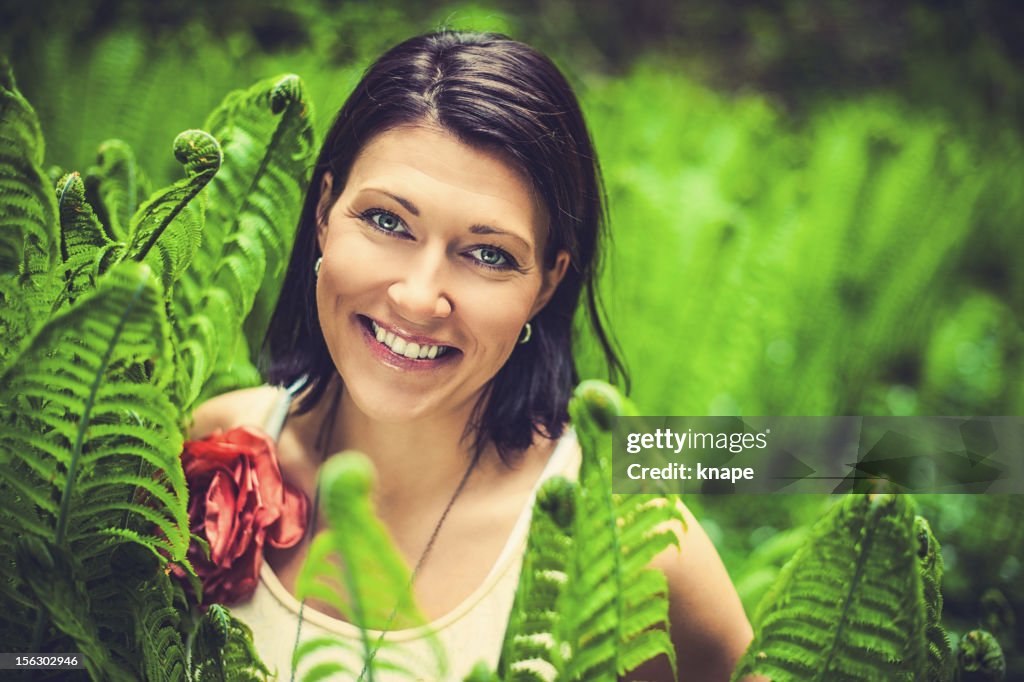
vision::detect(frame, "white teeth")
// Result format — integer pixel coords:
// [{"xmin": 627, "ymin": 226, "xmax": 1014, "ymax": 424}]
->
[{"xmin": 369, "ymin": 319, "xmax": 448, "ymax": 360}]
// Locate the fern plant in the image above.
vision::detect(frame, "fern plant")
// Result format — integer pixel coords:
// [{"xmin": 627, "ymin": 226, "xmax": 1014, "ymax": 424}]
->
[
  {"xmin": 489, "ymin": 380, "xmax": 683, "ymax": 681},
  {"xmin": 0, "ymin": 55, "xmax": 314, "ymax": 680},
  {"xmin": 731, "ymin": 493, "xmax": 1005, "ymax": 682}
]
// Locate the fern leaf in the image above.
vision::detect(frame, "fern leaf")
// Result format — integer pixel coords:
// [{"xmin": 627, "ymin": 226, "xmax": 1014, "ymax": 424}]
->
[
  {"xmin": 172, "ymin": 73, "xmax": 315, "ymax": 409},
  {"xmin": 915, "ymin": 515, "xmax": 954, "ymax": 682},
  {"xmin": 15, "ymin": 536, "xmax": 134, "ymax": 680},
  {"xmin": 190, "ymin": 604, "xmax": 271, "ymax": 682},
  {"xmin": 122, "ymin": 559, "xmax": 190, "ymax": 682},
  {"xmin": 55, "ymin": 171, "xmax": 121, "ymax": 305},
  {"xmin": 120, "ymin": 129, "xmax": 220, "ymax": 290},
  {"xmin": 956, "ymin": 630, "xmax": 1005, "ymax": 682},
  {"xmin": 0, "ymin": 57, "xmax": 59, "ymax": 365},
  {"xmin": 0, "ymin": 261, "xmax": 190, "ymax": 660},
  {"xmin": 85, "ymin": 138, "xmax": 141, "ymax": 242},
  {"xmin": 201, "ymin": 73, "xmax": 313, "ymax": 330},
  {"xmin": 734, "ymin": 494, "xmax": 929, "ymax": 681},
  {"xmin": 562, "ymin": 380, "xmax": 678, "ymax": 681},
  {"xmin": 498, "ymin": 475, "xmax": 577, "ymax": 678},
  {"xmin": 292, "ymin": 636, "xmax": 363, "ymax": 680}
]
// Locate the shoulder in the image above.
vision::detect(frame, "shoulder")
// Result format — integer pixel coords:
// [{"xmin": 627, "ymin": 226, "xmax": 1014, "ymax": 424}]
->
[{"xmin": 188, "ymin": 385, "xmax": 286, "ymax": 439}]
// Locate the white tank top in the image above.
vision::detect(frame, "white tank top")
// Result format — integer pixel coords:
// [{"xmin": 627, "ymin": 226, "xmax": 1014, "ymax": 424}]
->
[{"xmin": 228, "ymin": 391, "xmax": 581, "ymax": 681}]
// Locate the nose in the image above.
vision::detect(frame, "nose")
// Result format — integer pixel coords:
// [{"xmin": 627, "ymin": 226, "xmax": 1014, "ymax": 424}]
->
[{"xmin": 386, "ymin": 249, "xmax": 453, "ymax": 322}]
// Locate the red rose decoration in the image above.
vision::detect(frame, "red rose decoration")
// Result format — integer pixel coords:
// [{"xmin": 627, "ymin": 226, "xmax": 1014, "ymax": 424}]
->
[{"xmin": 177, "ymin": 427, "xmax": 309, "ymax": 605}]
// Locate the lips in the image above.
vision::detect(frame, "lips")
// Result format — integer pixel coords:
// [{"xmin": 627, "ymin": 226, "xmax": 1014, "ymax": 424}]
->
[{"xmin": 358, "ymin": 315, "xmax": 458, "ymax": 363}]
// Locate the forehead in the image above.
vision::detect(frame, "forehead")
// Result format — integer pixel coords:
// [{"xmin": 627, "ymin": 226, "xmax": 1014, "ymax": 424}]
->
[{"xmin": 345, "ymin": 125, "xmax": 548, "ymax": 243}]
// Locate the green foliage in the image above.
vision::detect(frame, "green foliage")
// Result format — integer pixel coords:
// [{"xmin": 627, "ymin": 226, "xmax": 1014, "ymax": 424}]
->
[
  {"xmin": 185, "ymin": 73, "xmax": 314, "ymax": 406},
  {"xmin": 0, "ymin": 56, "xmax": 314, "ymax": 679},
  {"xmin": 728, "ymin": 496, "xmax": 1008, "ymax": 682},
  {"xmin": 584, "ymin": 66, "xmax": 1024, "ymax": 419},
  {"xmin": 957, "ymin": 629, "xmax": 1005, "ymax": 682},
  {"xmin": 734, "ymin": 495, "xmax": 933, "ymax": 680},
  {"xmin": 0, "ymin": 57, "xmax": 59, "ymax": 367},
  {"xmin": 494, "ymin": 380, "xmax": 682, "ymax": 681},
  {"xmin": 190, "ymin": 604, "xmax": 271, "ymax": 681},
  {"xmin": 497, "ymin": 475, "xmax": 575, "ymax": 678}
]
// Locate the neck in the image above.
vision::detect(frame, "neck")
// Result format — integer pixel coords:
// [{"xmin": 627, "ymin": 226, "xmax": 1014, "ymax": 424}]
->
[{"xmin": 321, "ymin": 386, "xmax": 487, "ymax": 513}]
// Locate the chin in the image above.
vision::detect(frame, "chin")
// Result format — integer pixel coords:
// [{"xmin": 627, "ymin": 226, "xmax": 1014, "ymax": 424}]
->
[{"xmin": 343, "ymin": 383, "xmax": 445, "ymax": 425}]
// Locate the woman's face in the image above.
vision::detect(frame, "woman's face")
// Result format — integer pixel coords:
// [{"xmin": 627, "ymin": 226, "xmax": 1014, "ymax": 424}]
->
[{"xmin": 315, "ymin": 125, "xmax": 569, "ymax": 424}]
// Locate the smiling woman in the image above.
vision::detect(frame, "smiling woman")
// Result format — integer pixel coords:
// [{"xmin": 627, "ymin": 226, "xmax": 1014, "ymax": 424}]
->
[
  {"xmin": 188, "ymin": 30, "xmax": 752, "ymax": 681},
  {"xmin": 313, "ymin": 125, "xmax": 567, "ymax": 428}
]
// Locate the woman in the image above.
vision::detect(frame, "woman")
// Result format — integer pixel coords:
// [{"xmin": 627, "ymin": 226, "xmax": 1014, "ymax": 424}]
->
[{"xmin": 189, "ymin": 30, "xmax": 752, "ymax": 681}]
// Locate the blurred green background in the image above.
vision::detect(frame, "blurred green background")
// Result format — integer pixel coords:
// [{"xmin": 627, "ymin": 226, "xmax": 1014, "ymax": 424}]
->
[{"xmin": 3, "ymin": 0, "xmax": 1022, "ymax": 675}]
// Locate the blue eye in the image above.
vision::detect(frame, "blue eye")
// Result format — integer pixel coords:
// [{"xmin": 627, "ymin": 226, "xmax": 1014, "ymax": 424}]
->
[
  {"xmin": 469, "ymin": 246, "xmax": 516, "ymax": 269},
  {"xmin": 364, "ymin": 210, "xmax": 408, "ymax": 235}
]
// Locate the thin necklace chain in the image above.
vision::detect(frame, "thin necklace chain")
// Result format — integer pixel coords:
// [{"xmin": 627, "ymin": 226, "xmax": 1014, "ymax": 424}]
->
[{"xmin": 288, "ymin": 385, "xmax": 477, "ymax": 682}]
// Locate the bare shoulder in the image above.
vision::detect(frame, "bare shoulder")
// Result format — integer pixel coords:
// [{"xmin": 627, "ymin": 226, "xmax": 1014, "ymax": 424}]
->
[{"xmin": 188, "ymin": 385, "xmax": 285, "ymax": 439}]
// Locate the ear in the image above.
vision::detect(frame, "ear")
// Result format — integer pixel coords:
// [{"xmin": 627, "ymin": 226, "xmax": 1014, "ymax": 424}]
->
[
  {"xmin": 529, "ymin": 250, "xmax": 571, "ymax": 318},
  {"xmin": 315, "ymin": 171, "xmax": 334, "ymax": 253}
]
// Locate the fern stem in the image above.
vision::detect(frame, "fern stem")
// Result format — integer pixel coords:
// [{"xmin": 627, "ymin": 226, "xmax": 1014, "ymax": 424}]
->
[
  {"xmin": 228, "ymin": 88, "xmax": 296, "ymax": 244},
  {"xmin": 817, "ymin": 500, "xmax": 882, "ymax": 680},
  {"xmin": 57, "ymin": 173, "xmax": 76, "ymax": 263},
  {"xmin": 131, "ymin": 183, "xmax": 206, "ymax": 264},
  {"xmin": 339, "ymin": 537, "xmax": 375, "ymax": 682}
]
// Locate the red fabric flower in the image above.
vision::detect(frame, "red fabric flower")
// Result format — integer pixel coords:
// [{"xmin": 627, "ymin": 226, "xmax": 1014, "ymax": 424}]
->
[{"xmin": 177, "ymin": 427, "xmax": 308, "ymax": 605}]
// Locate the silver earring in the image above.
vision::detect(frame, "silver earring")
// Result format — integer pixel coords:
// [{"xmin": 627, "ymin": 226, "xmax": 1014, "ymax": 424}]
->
[
  {"xmin": 518, "ymin": 322, "xmax": 532, "ymax": 345},
  {"xmin": 314, "ymin": 256, "xmax": 322, "ymax": 277}
]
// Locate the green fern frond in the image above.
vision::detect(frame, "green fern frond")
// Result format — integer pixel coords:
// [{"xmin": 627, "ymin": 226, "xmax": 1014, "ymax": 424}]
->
[
  {"xmin": 55, "ymin": 171, "xmax": 121, "ymax": 305},
  {"xmin": 561, "ymin": 380, "xmax": 679, "ymax": 682},
  {"xmin": 291, "ymin": 636, "xmax": 364, "ymax": 679},
  {"xmin": 956, "ymin": 630, "xmax": 1005, "ymax": 682},
  {"xmin": 734, "ymin": 494, "xmax": 928, "ymax": 682},
  {"xmin": 915, "ymin": 515, "xmax": 954, "ymax": 682},
  {"xmin": 86, "ymin": 138, "xmax": 142, "ymax": 242},
  {"xmin": 191, "ymin": 604, "xmax": 271, "ymax": 682},
  {"xmin": 125, "ymin": 564, "xmax": 190, "ymax": 682},
  {"xmin": 201, "ymin": 73, "xmax": 313, "ymax": 306},
  {"xmin": 293, "ymin": 452, "xmax": 446, "ymax": 682},
  {"xmin": 171, "ymin": 74, "xmax": 315, "ymax": 410},
  {"xmin": 15, "ymin": 535, "xmax": 134, "ymax": 680},
  {"xmin": 0, "ymin": 56, "xmax": 59, "ymax": 365},
  {"xmin": 498, "ymin": 475, "xmax": 576, "ymax": 678},
  {"xmin": 0, "ymin": 56, "xmax": 56, "ymax": 274},
  {"xmin": 121, "ymin": 129, "xmax": 221, "ymax": 289},
  {"xmin": 0, "ymin": 260, "xmax": 191, "ymax": 659},
  {"xmin": 0, "ymin": 260, "xmax": 187, "ymax": 551},
  {"xmin": 493, "ymin": 382, "xmax": 681, "ymax": 681}
]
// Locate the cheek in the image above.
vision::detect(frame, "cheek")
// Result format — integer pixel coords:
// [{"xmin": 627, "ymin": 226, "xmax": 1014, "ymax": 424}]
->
[
  {"xmin": 458, "ymin": 280, "xmax": 538, "ymax": 353},
  {"xmin": 318, "ymin": 233, "xmax": 388, "ymax": 297}
]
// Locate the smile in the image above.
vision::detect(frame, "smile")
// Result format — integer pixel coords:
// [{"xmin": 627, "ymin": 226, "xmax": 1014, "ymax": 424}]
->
[{"xmin": 364, "ymin": 317, "xmax": 454, "ymax": 361}]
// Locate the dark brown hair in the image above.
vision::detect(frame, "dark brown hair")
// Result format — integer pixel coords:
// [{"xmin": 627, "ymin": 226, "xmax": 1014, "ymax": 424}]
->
[{"xmin": 264, "ymin": 30, "xmax": 626, "ymax": 461}]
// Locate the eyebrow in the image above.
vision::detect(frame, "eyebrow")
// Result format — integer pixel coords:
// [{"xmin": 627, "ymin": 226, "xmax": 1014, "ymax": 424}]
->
[
  {"xmin": 374, "ymin": 190, "xmax": 420, "ymax": 216},
  {"xmin": 362, "ymin": 188, "xmax": 534, "ymax": 252},
  {"xmin": 469, "ymin": 224, "xmax": 532, "ymax": 252}
]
